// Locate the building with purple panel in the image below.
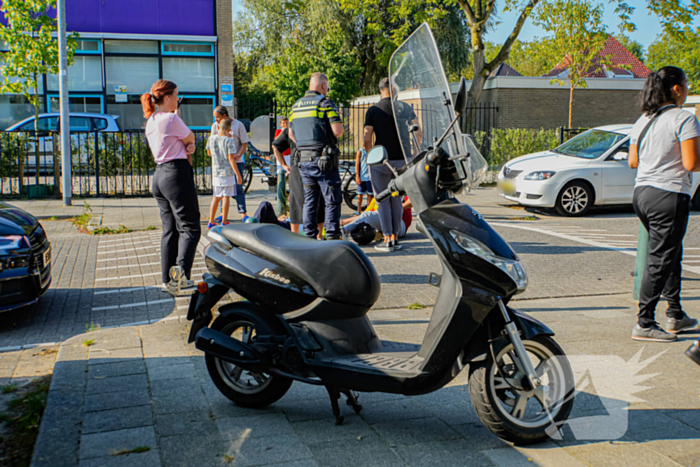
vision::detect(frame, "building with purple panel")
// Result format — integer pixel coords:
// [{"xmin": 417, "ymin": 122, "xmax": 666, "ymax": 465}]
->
[{"xmin": 0, "ymin": 0, "xmax": 234, "ymax": 130}]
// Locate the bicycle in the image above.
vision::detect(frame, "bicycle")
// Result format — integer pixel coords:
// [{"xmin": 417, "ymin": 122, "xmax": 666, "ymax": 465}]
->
[
  {"xmin": 340, "ymin": 160, "xmax": 358, "ymax": 211},
  {"xmin": 242, "ymin": 148, "xmax": 277, "ymax": 193}
]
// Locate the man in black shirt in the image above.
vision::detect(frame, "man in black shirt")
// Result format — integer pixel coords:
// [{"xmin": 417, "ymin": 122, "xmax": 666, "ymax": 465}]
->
[{"xmin": 363, "ymin": 77, "xmax": 421, "ymax": 251}]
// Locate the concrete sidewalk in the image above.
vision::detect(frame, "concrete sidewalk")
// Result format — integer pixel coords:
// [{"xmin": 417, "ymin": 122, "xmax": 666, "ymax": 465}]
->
[{"xmin": 31, "ymin": 292, "xmax": 700, "ymax": 467}]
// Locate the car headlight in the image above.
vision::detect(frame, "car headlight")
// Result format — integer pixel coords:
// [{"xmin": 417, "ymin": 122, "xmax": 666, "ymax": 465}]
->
[
  {"xmin": 524, "ymin": 171, "xmax": 556, "ymax": 181},
  {"xmin": 0, "ymin": 236, "xmax": 31, "ymax": 272},
  {"xmin": 450, "ymin": 230, "xmax": 528, "ymax": 293}
]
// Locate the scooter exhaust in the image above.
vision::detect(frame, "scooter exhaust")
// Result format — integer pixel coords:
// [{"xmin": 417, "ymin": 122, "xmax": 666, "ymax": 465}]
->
[{"xmin": 194, "ymin": 328, "xmax": 262, "ymax": 365}]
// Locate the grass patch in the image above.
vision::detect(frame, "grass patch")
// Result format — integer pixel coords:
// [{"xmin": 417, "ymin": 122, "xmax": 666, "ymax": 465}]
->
[
  {"xmin": 82, "ymin": 339, "xmax": 95, "ymax": 347},
  {"xmin": 1, "ymin": 385, "xmax": 17, "ymax": 394},
  {"xmin": 111, "ymin": 446, "xmax": 151, "ymax": 456},
  {"xmin": 91, "ymin": 225, "xmax": 131, "ymax": 235},
  {"xmin": 146, "ymin": 225, "xmax": 157, "ymax": 231},
  {"xmin": 0, "ymin": 376, "xmax": 51, "ymax": 467},
  {"xmin": 85, "ymin": 323, "xmax": 101, "ymax": 333},
  {"xmin": 48, "ymin": 216, "xmax": 58, "ymax": 221},
  {"xmin": 510, "ymin": 216, "xmax": 537, "ymax": 221},
  {"xmin": 71, "ymin": 212, "xmax": 92, "ymax": 229},
  {"xmin": 407, "ymin": 303, "xmax": 426, "ymax": 310}
]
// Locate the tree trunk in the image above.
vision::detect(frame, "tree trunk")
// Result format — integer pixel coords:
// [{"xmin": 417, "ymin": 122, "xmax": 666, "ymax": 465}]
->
[
  {"xmin": 568, "ymin": 84, "xmax": 574, "ymax": 128},
  {"xmin": 467, "ymin": 48, "xmax": 488, "ymax": 127}
]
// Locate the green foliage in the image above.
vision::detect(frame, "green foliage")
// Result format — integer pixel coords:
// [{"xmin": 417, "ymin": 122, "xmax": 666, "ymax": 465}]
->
[
  {"xmin": 82, "ymin": 339, "xmax": 95, "ymax": 347},
  {"xmin": 480, "ymin": 39, "xmax": 558, "ymax": 77},
  {"xmin": 91, "ymin": 225, "xmax": 130, "ymax": 235},
  {"xmin": 477, "ymin": 128, "xmax": 560, "ymax": 169},
  {"xmin": 71, "ymin": 212, "xmax": 92, "ymax": 229},
  {"xmin": 532, "ymin": 0, "xmax": 608, "ymax": 127},
  {"xmin": 85, "ymin": 322, "xmax": 101, "ymax": 332},
  {"xmin": 146, "ymin": 225, "xmax": 157, "ymax": 231},
  {"xmin": 0, "ymin": 0, "xmax": 78, "ymax": 133},
  {"xmin": 646, "ymin": 26, "xmax": 700, "ymax": 91},
  {"xmin": 407, "ymin": 303, "xmax": 426, "ymax": 310},
  {"xmin": 2, "ymin": 384, "xmax": 18, "ymax": 394}
]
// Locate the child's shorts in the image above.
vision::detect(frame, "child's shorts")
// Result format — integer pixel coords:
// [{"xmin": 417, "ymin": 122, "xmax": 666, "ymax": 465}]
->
[
  {"xmin": 357, "ymin": 180, "xmax": 373, "ymax": 195},
  {"xmin": 213, "ymin": 185, "xmax": 236, "ymax": 198}
]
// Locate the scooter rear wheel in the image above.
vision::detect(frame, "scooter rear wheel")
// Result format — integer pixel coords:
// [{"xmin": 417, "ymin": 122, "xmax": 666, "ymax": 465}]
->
[
  {"xmin": 205, "ymin": 314, "xmax": 292, "ymax": 408},
  {"xmin": 468, "ymin": 335, "xmax": 574, "ymax": 445}
]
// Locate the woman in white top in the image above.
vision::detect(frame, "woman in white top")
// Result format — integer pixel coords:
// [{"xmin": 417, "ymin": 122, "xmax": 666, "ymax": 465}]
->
[
  {"xmin": 211, "ymin": 106, "xmax": 250, "ymax": 220},
  {"xmin": 628, "ymin": 66, "xmax": 700, "ymax": 343}
]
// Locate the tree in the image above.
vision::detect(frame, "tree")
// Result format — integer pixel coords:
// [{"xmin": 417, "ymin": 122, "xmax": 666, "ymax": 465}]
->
[
  {"xmin": 480, "ymin": 38, "xmax": 557, "ymax": 77},
  {"xmin": 646, "ymin": 27, "xmax": 700, "ymax": 90},
  {"xmin": 532, "ymin": 0, "xmax": 609, "ymax": 127},
  {"xmin": 614, "ymin": 33, "xmax": 645, "ymax": 62},
  {"xmin": 0, "ymin": 0, "xmax": 77, "ymax": 191}
]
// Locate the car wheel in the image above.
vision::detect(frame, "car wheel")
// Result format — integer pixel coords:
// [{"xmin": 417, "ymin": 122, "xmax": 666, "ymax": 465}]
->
[{"xmin": 555, "ymin": 181, "xmax": 593, "ymax": 217}]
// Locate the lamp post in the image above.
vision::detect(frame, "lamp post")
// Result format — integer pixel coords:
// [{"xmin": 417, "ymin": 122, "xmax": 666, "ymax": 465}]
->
[{"xmin": 57, "ymin": 0, "xmax": 71, "ymax": 206}]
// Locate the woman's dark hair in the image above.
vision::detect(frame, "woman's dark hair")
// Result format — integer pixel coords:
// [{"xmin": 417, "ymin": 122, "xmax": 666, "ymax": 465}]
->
[
  {"xmin": 639, "ymin": 66, "xmax": 686, "ymax": 114},
  {"xmin": 214, "ymin": 105, "xmax": 229, "ymax": 117},
  {"xmin": 140, "ymin": 80, "xmax": 177, "ymax": 118}
]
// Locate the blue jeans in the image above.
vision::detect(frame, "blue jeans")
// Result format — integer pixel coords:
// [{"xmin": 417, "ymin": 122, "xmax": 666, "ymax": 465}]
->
[
  {"xmin": 298, "ymin": 161, "xmax": 341, "ymax": 238},
  {"xmin": 233, "ymin": 162, "xmax": 247, "ymax": 214}
]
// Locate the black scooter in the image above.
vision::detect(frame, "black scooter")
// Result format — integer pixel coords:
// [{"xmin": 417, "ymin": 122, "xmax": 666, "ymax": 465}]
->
[{"xmin": 187, "ymin": 25, "xmax": 574, "ymax": 445}]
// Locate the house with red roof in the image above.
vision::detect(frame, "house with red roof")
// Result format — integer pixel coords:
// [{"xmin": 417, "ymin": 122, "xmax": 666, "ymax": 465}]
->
[{"xmin": 544, "ymin": 35, "xmax": 651, "ymax": 80}]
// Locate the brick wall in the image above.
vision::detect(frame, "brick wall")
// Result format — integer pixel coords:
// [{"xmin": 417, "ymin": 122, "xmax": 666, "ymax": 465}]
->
[
  {"xmin": 216, "ymin": 0, "xmax": 234, "ymax": 106},
  {"xmin": 484, "ymin": 87, "xmax": 642, "ymax": 130}
]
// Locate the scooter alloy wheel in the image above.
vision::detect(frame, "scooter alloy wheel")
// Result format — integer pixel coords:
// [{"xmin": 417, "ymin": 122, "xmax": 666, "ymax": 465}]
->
[
  {"xmin": 205, "ymin": 314, "xmax": 291, "ymax": 408},
  {"xmin": 468, "ymin": 336, "xmax": 574, "ymax": 445}
]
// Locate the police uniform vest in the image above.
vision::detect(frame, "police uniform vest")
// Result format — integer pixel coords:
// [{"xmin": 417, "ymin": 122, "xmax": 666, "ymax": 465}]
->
[{"xmin": 290, "ymin": 92, "xmax": 336, "ymax": 154}]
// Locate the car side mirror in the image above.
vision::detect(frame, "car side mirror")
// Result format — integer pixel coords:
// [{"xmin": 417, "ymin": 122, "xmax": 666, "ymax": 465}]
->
[
  {"xmin": 454, "ymin": 77, "xmax": 468, "ymax": 116},
  {"xmin": 613, "ymin": 151, "xmax": 628, "ymax": 161},
  {"xmin": 367, "ymin": 145, "xmax": 388, "ymax": 166}
]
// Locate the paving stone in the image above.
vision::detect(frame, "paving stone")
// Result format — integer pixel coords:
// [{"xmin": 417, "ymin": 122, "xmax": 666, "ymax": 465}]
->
[
  {"xmin": 359, "ymin": 397, "xmax": 433, "ymax": 425},
  {"xmin": 218, "ymin": 413, "xmax": 295, "ymax": 440},
  {"xmin": 79, "ymin": 450, "xmax": 161, "ymax": 467},
  {"xmin": 394, "ymin": 439, "xmax": 497, "ymax": 467},
  {"xmin": 291, "ymin": 414, "xmax": 376, "ymax": 444},
  {"xmin": 150, "ymin": 379, "xmax": 207, "ymax": 415},
  {"xmin": 90, "ymin": 336, "xmax": 142, "ymax": 351},
  {"xmin": 88, "ymin": 347, "xmax": 143, "ymax": 365},
  {"xmin": 223, "ymin": 434, "xmax": 313, "ymax": 467},
  {"xmin": 159, "ymin": 432, "xmax": 225, "ymax": 467},
  {"xmin": 276, "ymin": 397, "xmax": 352, "ymax": 423},
  {"xmin": 483, "ymin": 442, "xmax": 587, "ymax": 467},
  {"xmin": 79, "ymin": 426, "xmax": 157, "ymax": 460},
  {"xmin": 147, "ymin": 363, "xmax": 195, "ymax": 381},
  {"xmin": 155, "ymin": 411, "xmax": 218, "ymax": 437},
  {"xmin": 87, "ymin": 360, "xmax": 146, "ymax": 379},
  {"xmin": 84, "ymin": 389, "xmax": 151, "ymax": 413},
  {"xmin": 305, "ymin": 434, "xmax": 403, "ymax": 467},
  {"xmin": 86, "ymin": 373, "xmax": 148, "ymax": 395},
  {"xmin": 452, "ymin": 422, "xmax": 510, "ymax": 451},
  {"xmin": 82, "ymin": 405, "xmax": 153, "ymax": 434},
  {"xmin": 564, "ymin": 439, "xmax": 680, "ymax": 466},
  {"xmin": 371, "ymin": 416, "xmax": 460, "ymax": 447}
]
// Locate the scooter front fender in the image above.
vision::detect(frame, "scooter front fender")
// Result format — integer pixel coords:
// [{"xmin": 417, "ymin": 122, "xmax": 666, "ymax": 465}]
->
[{"xmin": 508, "ymin": 307, "xmax": 554, "ymax": 340}]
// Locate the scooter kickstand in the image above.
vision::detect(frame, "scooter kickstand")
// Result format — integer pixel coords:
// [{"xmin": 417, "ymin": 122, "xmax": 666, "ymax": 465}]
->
[
  {"xmin": 325, "ymin": 386, "xmax": 344, "ymax": 425},
  {"xmin": 340, "ymin": 389, "xmax": 363, "ymax": 414}
]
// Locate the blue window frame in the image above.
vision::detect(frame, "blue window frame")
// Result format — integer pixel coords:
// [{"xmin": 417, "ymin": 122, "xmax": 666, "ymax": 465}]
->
[
  {"xmin": 48, "ymin": 94, "xmax": 105, "ymax": 114},
  {"xmin": 75, "ymin": 39, "xmax": 102, "ymax": 55},
  {"xmin": 161, "ymin": 41, "xmax": 215, "ymax": 57},
  {"xmin": 180, "ymin": 95, "xmax": 216, "ymax": 130}
]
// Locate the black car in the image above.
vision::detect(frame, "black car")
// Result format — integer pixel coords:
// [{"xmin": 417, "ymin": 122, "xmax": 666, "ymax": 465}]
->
[{"xmin": 0, "ymin": 202, "xmax": 51, "ymax": 312}]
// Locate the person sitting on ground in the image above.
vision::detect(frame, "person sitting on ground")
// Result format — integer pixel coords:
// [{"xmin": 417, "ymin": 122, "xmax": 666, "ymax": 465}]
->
[
  {"xmin": 206, "ymin": 118, "xmax": 243, "ymax": 229},
  {"xmin": 341, "ymin": 197, "xmax": 412, "ymax": 241},
  {"xmin": 354, "ymin": 147, "xmax": 373, "ymax": 215}
]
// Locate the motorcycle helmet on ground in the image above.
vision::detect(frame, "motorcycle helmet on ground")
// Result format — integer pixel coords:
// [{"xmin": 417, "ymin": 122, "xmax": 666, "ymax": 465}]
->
[
  {"xmin": 245, "ymin": 216, "xmax": 260, "ymax": 223},
  {"xmin": 350, "ymin": 223, "xmax": 376, "ymax": 246}
]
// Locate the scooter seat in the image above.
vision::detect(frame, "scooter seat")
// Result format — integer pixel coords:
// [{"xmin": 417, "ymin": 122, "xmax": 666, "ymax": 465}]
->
[{"xmin": 220, "ymin": 223, "xmax": 381, "ymax": 307}]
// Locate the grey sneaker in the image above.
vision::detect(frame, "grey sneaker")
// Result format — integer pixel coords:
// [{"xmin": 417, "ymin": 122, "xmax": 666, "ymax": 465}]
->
[
  {"xmin": 632, "ymin": 323, "xmax": 678, "ymax": 342},
  {"xmin": 168, "ymin": 266, "xmax": 195, "ymax": 296},
  {"xmin": 666, "ymin": 314, "xmax": 699, "ymax": 334},
  {"xmin": 374, "ymin": 240, "xmax": 393, "ymax": 252},
  {"xmin": 392, "ymin": 239, "xmax": 403, "ymax": 251}
]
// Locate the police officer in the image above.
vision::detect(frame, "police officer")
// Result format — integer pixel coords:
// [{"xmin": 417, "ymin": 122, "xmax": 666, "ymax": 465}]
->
[{"xmin": 289, "ymin": 72, "xmax": 344, "ymax": 239}]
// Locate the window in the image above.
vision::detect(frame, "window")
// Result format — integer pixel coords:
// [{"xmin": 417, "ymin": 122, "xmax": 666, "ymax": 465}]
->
[
  {"xmin": 92, "ymin": 118, "xmax": 108, "ymax": 130},
  {"xmin": 49, "ymin": 96, "xmax": 103, "ymax": 114},
  {"xmin": 106, "ymin": 57, "xmax": 159, "ymax": 95},
  {"xmin": 105, "ymin": 40, "xmax": 158, "ymax": 54},
  {"xmin": 69, "ymin": 117, "xmax": 91, "ymax": 131},
  {"xmin": 47, "ymin": 56, "xmax": 102, "ymax": 91},
  {"xmin": 106, "ymin": 95, "xmax": 146, "ymax": 130},
  {"xmin": 161, "ymin": 42, "xmax": 214, "ymax": 56},
  {"xmin": 162, "ymin": 57, "xmax": 215, "ymax": 93},
  {"xmin": 179, "ymin": 96, "xmax": 215, "ymax": 129},
  {"xmin": 76, "ymin": 40, "xmax": 101, "ymax": 53},
  {"xmin": 0, "ymin": 95, "xmax": 44, "ymax": 131},
  {"xmin": 18, "ymin": 117, "xmax": 58, "ymax": 133}
]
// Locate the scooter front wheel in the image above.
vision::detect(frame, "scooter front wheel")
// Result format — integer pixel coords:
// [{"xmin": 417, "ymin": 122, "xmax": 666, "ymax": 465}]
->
[
  {"xmin": 205, "ymin": 314, "xmax": 292, "ymax": 408},
  {"xmin": 468, "ymin": 335, "xmax": 574, "ymax": 445}
]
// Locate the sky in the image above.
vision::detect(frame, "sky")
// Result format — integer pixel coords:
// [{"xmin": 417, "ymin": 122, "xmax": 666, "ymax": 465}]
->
[{"xmin": 231, "ymin": 0, "xmax": 688, "ymax": 50}]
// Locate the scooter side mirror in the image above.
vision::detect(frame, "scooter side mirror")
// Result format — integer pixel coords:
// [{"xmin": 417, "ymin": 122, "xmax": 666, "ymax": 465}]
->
[
  {"xmin": 454, "ymin": 77, "xmax": 468, "ymax": 116},
  {"xmin": 367, "ymin": 145, "xmax": 388, "ymax": 166}
]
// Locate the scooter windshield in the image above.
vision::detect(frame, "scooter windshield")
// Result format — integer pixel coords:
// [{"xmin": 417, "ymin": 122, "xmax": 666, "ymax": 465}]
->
[{"xmin": 389, "ymin": 24, "xmax": 488, "ymax": 190}]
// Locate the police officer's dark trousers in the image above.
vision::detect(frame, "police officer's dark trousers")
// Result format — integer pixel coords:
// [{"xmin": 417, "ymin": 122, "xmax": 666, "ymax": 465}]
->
[
  {"xmin": 633, "ymin": 185, "xmax": 689, "ymax": 328},
  {"xmin": 152, "ymin": 159, "xmax": 202, "ymax": 284},
  {"xmin": 298, "ymin": 161, "xmax": 341, "ymax": 238}
]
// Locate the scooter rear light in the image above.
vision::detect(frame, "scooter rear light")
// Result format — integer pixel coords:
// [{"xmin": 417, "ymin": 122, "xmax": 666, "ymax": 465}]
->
[{"xmin": 197, "ymin": 282, "xmax": 208, "ymax": 294}]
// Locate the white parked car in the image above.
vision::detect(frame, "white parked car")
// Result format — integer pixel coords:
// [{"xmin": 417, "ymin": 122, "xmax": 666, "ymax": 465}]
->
[{"xmin": 497, "ymin": 124, "xmax": 700, "ymax": 216}]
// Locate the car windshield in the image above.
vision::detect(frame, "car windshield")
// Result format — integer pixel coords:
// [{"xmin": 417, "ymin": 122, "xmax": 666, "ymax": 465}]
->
[{"xmin": 556, "ymin": 129, "xmax": 626, "ymax": 159}]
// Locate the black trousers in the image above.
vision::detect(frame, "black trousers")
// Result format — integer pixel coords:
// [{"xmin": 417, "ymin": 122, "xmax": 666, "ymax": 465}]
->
[
  {"xmin": 152, "ymin": 159, "xmax": 201, "ymax": 284},
  {"xmin": 633, "ymin": 185, "xmax": 689, "ymax": 327}
]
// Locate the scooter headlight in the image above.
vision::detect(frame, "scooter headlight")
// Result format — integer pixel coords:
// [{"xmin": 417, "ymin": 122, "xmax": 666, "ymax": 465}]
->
[{"xmin": 450, "ymin": 230, "xmax": 528, "ymax": 293}]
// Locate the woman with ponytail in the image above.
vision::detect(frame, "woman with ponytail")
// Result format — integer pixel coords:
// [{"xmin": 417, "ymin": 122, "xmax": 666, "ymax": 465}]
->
[
  {"xmin": 628, "ymin": 66, "xmax": 700, "ymax": 343},
  {"xmin": 141, "ymin": 80, "xmax": 201, "ymax": 296}
]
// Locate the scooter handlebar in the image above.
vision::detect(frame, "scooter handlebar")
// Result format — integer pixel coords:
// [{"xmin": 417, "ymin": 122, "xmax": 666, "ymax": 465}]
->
[{"xmin": 375, "ymin": 179, "xmax": 398, "ymax": 202}]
